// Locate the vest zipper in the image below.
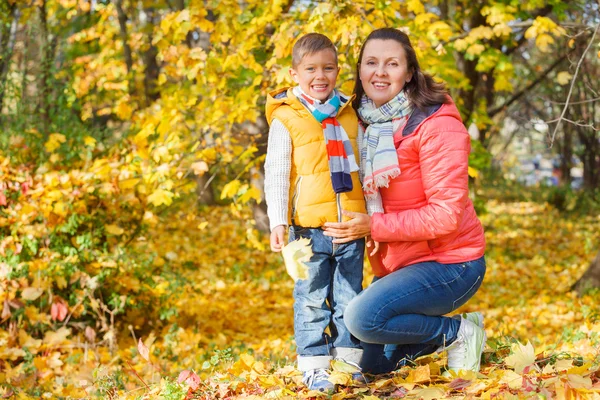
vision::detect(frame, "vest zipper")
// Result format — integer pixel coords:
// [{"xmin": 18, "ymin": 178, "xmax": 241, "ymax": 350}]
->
[
  {"xmin": 291, "ymin": 176, "xmax": 303, "ymax": 221},
  {"xmin": 336, "ymin": 193, "xmax": 342, "ymax": 222}
]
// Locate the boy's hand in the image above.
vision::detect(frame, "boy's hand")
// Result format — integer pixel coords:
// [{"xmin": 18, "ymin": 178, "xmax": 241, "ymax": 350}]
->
[
  {"xmin": 366, "ymin": 236, "xmax": 380, "ymax": 257},
  {"xmin": 270, "ymin": 225, "xmax": 287, "ymax": 252}
]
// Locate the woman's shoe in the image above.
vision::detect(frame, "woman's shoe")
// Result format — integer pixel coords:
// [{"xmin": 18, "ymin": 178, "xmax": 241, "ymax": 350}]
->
[{"xmin": 446, "ymin": 317, "xmax": 486, "ymax": 373}]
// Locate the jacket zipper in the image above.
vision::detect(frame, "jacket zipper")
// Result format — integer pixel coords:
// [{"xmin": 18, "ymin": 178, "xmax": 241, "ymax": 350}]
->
[{"xmin": 291, "ymin": 176, "xmax": 303, "ymax": 219}]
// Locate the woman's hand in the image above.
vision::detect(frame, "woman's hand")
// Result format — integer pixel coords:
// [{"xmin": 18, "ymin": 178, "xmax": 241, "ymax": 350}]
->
[
  {"xmin": 323, "ymin": 210, "xmax": 372, "ymax": 244},
  {"xmin": 366, "ymin": 236, "xmax": 380, "ymax": 256}
]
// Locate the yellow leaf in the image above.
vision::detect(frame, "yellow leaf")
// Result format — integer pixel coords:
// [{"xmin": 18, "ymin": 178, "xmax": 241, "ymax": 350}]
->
[
  {"xmin": 221, "ymin": 180, "xmax": 241, "ymax": 200},
  {"xmin": 411, "ymin": 386, "xmax": 446, "ymax": 400},
  {"xmin": 281, "ymin": 237, "xmax": 313, "ymax": 282},
  {"xmin": 536, "ymin": 33, "xmax": 554, "ymax": 52},
  {"xmin": 197, "ymin": 221, "xmax": 209, "ymax": 230},
  {"xmin": 43, "ymin": 327, "xmax": 72, "ymax": 346},
  {"xmin": 407, "ymin": 0, "xmax": 425, "ymax": 14},
  {"xmin": 105, "ymin": 224, "xmax": 124, "ymax": 235},
  {"xmin": 466, "ymin": 43, "xmax": 486, "ymax": 57},
  {"xmin": 406, "ymin": 365, "xmax": 430, "ymax": 383},
  {"xmin": 468, "ymin": 166, "xmax": 479, "ymax": 178},
  {"xmin": 327, "ymin": 370, "xmax": 351, "ymax": 385},
  {"xmin": 556, "ymin": 71, "xmax": 573, "ymax": 86},
  {"xmin": 147, "ymin": 188, "xmax": 174, "ymax": 207},
  {"xmin": 191, "ymin": 161, "xmax": 209, "ymax": 176},
  {"xmin": 498, "ymin": 369, "xmax": 522, "ymax": 389},
  {"xmin": 83, "ymin": 136, "xmax": 96, "ymax": 147},
  {"xmin": 45, "ymin": 133, "xmax": 67, "ymax": 152},
  {"xmin": 331, "ymin": 359, "xmax": 360, "ymax": 374},
  {"xmin": 21, "ymin": 287, "xmax": 44, "ymax": 301},
  {"xmin": 504, "ymin": 340, "xmax": 535, "ymax": 373}
]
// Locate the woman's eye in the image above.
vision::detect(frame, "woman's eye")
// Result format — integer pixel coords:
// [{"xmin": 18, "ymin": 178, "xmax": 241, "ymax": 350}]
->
[
  {"xmin": 388, "ymin": 62, "xmax": 398, "ymax": 67},
  {"xmin": 366, "ymin": 61, "xmax": 376, "ymax": 66}
]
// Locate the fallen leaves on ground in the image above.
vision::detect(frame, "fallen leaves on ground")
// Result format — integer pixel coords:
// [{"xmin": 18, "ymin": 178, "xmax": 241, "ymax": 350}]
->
[{"xmin": 1, "ymin": 201, "xmax": 599, "ymax": 399}]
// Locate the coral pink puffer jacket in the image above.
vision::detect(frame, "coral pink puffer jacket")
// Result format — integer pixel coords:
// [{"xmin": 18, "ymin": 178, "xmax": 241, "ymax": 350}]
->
[{"xmin": 369, "ymin": 100, "xmax": 486, "ymax": 277}]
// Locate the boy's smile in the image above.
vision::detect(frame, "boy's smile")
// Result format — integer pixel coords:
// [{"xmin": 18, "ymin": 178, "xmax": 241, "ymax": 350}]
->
[{"xmin": 289, "ymin": 49, "xmax": 339, "ymax": 102}]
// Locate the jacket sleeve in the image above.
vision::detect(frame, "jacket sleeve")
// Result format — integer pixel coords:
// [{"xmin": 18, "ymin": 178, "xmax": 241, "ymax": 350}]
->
[{"xmin": 371, "ymin": 119, "xmax": 471, "ymax": 242}]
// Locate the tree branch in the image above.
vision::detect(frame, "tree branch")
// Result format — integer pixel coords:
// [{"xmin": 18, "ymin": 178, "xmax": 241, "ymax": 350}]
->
[
  {"xmin": 548, "ymin": 22, "xmax": 599, "ymax": 147},
  {"xmin": 488, "ymin": 54, "xmax": 567, "ymax": 118}
]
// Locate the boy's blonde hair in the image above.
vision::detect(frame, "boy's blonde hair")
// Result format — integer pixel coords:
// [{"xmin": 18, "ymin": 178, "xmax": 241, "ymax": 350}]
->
[{"xmin": 292, "ymin": 33, "xmax": 338, "ymax": 68}]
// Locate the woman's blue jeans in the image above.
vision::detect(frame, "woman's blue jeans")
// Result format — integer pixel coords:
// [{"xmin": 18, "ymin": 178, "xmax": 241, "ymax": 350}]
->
[{"xmin": 344, "ymin": 256, "xmax": 486, "ymax": 374}]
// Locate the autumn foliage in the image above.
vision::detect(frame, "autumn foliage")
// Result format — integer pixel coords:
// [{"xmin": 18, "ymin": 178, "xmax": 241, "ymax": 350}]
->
[{"xmin": 1, "ymin": 0, "xmax": 599, "ymax": 398}]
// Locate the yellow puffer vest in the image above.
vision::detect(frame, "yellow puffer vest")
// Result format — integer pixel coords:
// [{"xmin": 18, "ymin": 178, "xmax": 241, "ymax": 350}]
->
[{"xmin": 265, "ymin": 88, "xmax": 366, "ymax": 228}]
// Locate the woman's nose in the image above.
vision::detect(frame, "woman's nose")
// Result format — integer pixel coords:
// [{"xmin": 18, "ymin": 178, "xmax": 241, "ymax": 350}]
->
[{"xmin": 375, "ymin": 65, "xmax": 387, "ymax": 76}]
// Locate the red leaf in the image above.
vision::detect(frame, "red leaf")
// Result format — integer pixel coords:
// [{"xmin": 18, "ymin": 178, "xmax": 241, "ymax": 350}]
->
[
  {"xmin": 0, "ymin": 193, "xmax": 6, "ymax": 206},
  {"xmin": 138, "ymin": 338, "xmax": 150, "ymax": 361},
  {"xmin": 51, "ymin": 301, "xmax": 68, "ymax": 322},
  {"xmin": 178, "ymin": 370, "xmax": 200, "ymax": 391},
  {"xmin": 448, "ymin": 378, "xmax": 473, "ymax": 390}
]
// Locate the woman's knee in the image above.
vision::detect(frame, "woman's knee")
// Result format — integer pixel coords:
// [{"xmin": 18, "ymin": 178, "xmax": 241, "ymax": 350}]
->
[{"xmin": 344, "ymin": 296, "xmax": 378, "ymax": 342}]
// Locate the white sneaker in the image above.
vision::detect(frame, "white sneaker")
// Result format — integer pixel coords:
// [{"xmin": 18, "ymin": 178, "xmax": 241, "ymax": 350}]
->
[
  {"xmin": 446, "ymin": 317, "xmax": 486, "ymax": 373},
  {"xmin": 461, "ymin": 311, "xmax": 484, "ymax": 329},
  {"xmin": 302, "ymin": 368, "xmax": 336, "ymax": 392}
]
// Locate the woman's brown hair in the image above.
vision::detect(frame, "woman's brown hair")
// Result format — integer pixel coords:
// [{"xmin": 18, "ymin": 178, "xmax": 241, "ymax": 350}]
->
[{"xmin": 352, "ymin": 28, "xmax": 449, "ymax": 111}]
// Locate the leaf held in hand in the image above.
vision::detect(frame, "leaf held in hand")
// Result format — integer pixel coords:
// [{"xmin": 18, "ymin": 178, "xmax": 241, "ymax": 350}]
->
[{"xmin": 281, "ymin": 237, "xmax": 312, "ymax": 282}]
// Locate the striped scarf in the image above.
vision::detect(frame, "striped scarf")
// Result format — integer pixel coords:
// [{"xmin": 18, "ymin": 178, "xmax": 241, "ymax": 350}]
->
[
  {"xmin": 358, "ymin": 91, "xmax": 413, "ymax": 199},
  {"xmin": 294, "ymin": 87, "xmax": 359, "ymax": 193}
]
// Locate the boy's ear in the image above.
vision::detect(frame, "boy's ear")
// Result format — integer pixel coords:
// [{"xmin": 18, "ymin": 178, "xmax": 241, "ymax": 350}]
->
[{"xmin": 289, "ymin": 68, "xmax": 299, "ymax": 83}]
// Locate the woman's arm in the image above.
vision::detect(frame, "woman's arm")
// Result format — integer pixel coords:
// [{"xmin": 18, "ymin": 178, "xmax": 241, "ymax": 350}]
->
[{"xmin": 371, "ymin": 123, "xmax": 470, "ymax": 243}]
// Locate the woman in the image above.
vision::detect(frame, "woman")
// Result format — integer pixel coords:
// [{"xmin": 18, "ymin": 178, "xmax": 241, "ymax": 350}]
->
[{"xmin": 322, "ymin": 28, "xmax": 487, "ymax": 375}]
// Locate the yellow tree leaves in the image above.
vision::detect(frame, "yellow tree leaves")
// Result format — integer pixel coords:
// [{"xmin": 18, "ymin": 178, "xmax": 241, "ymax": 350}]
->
[{"xmin": 525, "ymin": 16, "xmax": 567, "ymax": 53}]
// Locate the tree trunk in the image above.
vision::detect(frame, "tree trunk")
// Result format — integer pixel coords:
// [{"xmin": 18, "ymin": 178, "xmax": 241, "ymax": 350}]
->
[
  {"xmin": 142, "ymin": 7, "xmax": 160, "ymax": 105},
  {"xmin": 114, "ymin": 0, "xmax": 134, "ymax": 96},
  {"xmin": 38, "ymin": 0, "xmax": 50, "ymax": 132},
  {"xmin": 250, "ymin": 116, "xmax": 270, "ymax": 233},
  {"xmin": 559, "ymin": 128, "xmax": 573, "ymax": 185},
  {"xmin": 573, "ymin": 251, "xmax": 600, "ymax": 295},
  {"xmin": 0, "ymin": 4, "xmax": 18, "ymax": 112}
]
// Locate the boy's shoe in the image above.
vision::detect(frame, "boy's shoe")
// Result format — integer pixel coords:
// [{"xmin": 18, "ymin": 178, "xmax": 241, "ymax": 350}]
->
[
  {"xmin": 302, "ymin": 368, "xmax": 336, "ymax": 392},
  {"xmin": 446, "ymin": 317, "xmax": 486, "ymax": 373},
  {"xmin": 340, "ymin": 360, "xmax": 368, "ymax": 384}
]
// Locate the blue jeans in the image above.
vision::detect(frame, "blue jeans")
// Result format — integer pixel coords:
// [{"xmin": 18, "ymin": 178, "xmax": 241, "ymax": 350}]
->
[
  {"xmin": 290, "ymin": 226, "xmax": 365, "ymax": 371},
  {"xmin": 344, "ymin": 256, "xmax": 486, "ymax": 374}
]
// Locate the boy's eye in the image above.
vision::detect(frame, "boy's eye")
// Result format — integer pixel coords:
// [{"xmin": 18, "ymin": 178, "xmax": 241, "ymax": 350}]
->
[{"xmin": 306, "ymin": 67, "xmax": 314, "ymax": 71}]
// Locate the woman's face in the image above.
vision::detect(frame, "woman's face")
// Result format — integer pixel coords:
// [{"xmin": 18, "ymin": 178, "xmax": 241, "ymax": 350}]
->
[{"xmin": 359, "ymin": 39, "xmax": 413, "ymax": 108}]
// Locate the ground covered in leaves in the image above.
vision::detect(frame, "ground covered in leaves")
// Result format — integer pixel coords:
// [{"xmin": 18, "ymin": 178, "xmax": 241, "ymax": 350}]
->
[{"xmin": 2, "ymin": 200, "xmax": 600, "ymax": 399}]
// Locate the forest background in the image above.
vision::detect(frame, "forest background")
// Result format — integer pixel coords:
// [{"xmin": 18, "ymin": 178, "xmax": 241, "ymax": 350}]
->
[{"xmin": 0, "ymin": 0, "xmax": 600, "ymax": 398}]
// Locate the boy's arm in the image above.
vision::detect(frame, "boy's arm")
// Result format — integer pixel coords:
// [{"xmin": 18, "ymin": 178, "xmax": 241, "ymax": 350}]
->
[{"xmin": 264, "ymin": 118, "xmax": 292, "ymax": 231}]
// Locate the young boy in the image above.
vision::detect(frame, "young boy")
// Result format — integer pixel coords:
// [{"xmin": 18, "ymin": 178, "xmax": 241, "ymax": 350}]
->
[{"xmin": 264, "ymin": 33, "xmax": 367, "ymax": 392}]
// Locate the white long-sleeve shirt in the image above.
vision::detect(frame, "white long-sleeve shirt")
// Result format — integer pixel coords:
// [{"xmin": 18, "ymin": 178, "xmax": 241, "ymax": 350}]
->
[{"xmin": 264, "ymin": 88, "xmax": 383, "ymax": 232}]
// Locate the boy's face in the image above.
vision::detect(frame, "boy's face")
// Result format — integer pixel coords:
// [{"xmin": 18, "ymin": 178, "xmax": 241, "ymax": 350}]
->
[{"xmin": 289, "ymin": 49, "xmax": 339, "ymax": 102}]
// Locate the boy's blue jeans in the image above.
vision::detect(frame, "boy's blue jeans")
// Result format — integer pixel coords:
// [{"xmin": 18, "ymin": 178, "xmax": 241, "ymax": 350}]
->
[
  {"xmin": 289, "ymin": 226, "xmax": 365, "ymax": 371},
  {"xmin": 344, "ymin": 256, "xmax": 486, "ymax": 374}
]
